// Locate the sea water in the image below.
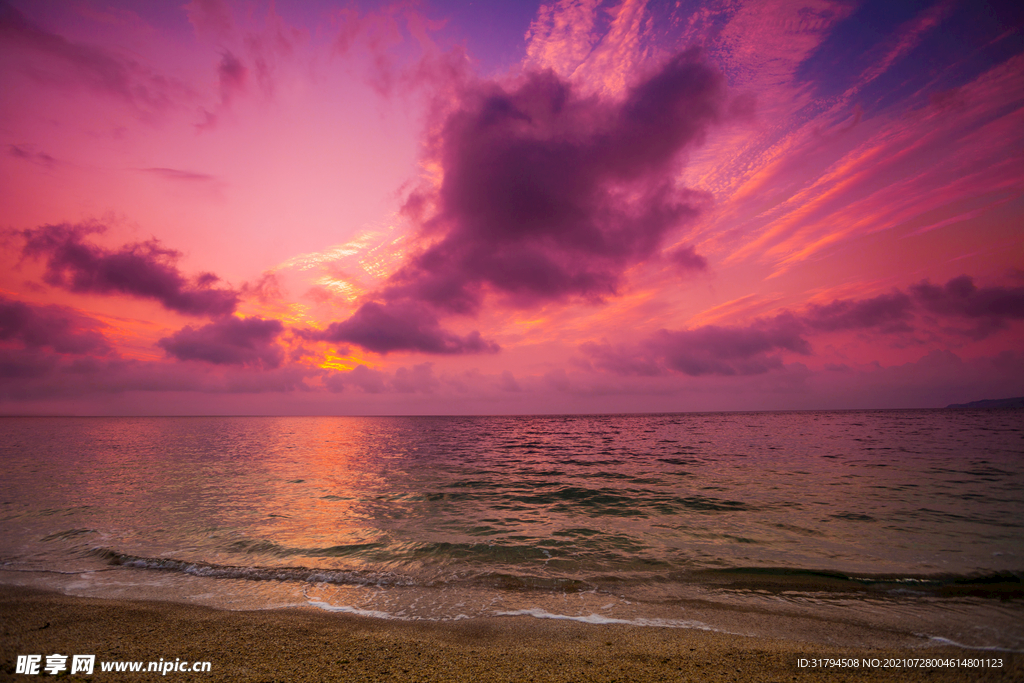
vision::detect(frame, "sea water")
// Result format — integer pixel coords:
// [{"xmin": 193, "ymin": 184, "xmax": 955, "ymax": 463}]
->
[{"xmin": 1, "ymin": 411, "xmax": 1021, "ymax": 649}]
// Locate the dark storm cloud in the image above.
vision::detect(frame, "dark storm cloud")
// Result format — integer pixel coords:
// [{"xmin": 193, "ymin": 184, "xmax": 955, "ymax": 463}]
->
[
  {"xmin": 0, "ymin": 295, "xmax": 110, "ymax": 355},
  {"xmin": 158, "ymin": 316, "xmax": 284, "ymax": 368},
  {"xmin": 329, "ymin": 49, "xmax": 725, "ymax": 354},
  {"xmin": 19, "ymin": 224, "xmax": 239, "ymax": 317}
]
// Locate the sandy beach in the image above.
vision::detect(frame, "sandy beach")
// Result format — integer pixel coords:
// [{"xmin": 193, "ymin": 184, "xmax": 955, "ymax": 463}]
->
[{"xmin": 1, "ymin": 585, "xmax": 1018, "ymax": 682}]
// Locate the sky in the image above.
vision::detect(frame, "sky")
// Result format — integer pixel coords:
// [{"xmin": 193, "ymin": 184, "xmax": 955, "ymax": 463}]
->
[{"xmin": 1, "ymin": 0, "xmax": 1022, "ymax": 415}]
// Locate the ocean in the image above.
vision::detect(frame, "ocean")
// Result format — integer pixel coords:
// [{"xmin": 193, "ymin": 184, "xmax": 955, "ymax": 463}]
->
[{"xmin": 1, "ymin": 411, "xmax": 1021, "ymax": 650}]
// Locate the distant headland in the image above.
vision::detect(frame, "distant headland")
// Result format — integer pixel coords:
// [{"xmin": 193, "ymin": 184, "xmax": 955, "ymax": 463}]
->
[{"xmin": 945, "ymin": 397, "xmax": 1024, "ymax": 409}]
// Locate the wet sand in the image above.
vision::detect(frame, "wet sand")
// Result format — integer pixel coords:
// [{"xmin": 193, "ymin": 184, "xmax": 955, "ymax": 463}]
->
[{"xmin": 0, "ymin": 585, "xmax": 1019, "ymax": 682}]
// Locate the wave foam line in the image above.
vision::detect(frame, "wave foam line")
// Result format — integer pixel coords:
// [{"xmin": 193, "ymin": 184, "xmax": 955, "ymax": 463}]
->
[
  {"xmin": 493, "ymin": 608, "xmax": 735, "ymax": 632},
  {"xmin": 93, "ymin": 548, "xmax": 415, "ymax": 587},
  {"xmin": 921, "ymin": 635, "xmax": 1024, "ymax": 653},
  {"xmin": 306, "ymin": 600, "xmax": 476, "ymax": 621}
]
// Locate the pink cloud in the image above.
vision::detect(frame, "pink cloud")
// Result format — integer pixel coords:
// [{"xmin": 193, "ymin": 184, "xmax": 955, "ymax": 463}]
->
[
  {"xmin": 719, "ymin": 53, "xmax": 1024, "ymax": 275},
  {"xmin": 184, "ymin": 0, "xmax": 233, "ymax": 41},
  {"xmin": 392, "ymin": 362, "xmax": 440, "ymax": 393},
  {"xmin": 330, "ymin": 3, "xmax": 444, "ymax": 98},
  {"xmin": 524, "ymin": 0, "xmax": 657, "ymax": 98},
  {"xmin": 322, "ymin": 363, "xmax": 439, "ymax": 394},
  {"xmin": 340, "ymin": 364, "xmax": 388, "ymax": 394}
]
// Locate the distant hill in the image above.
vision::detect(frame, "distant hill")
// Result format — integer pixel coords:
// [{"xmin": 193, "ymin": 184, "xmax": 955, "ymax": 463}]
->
[{"xmin": 946, "ymin": 397, "xmax": 1024, "ymax": 409}]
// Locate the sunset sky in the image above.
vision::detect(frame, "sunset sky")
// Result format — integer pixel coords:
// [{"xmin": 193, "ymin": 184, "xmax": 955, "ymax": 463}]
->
[{"xmin": 1, "ymin": 0, "xmax": 1022, "ymax": 415}]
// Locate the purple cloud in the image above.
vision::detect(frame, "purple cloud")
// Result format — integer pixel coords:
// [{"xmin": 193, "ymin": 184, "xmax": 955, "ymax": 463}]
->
[
  {"xmin": 910, "ymin": 276, "xmax": 1024, "ymax": 337},
  {"xmin": 392, "ymin": 363, "xmax": 439, "ymax": 393},
  {"xmin": 805, "ymin": 291, "xmax": 914, "ymax": 332},
  {"xmin": 309, "ymin": 301, "xmax": 498, "ymax": 355},
  {"xmin": 20, "ymin": 224, "xmax": 239, "ymax": 317},
  {"xmin": 395, "ymin": 49, "xmax": 723, "ymax": 310},
  {"xmin": 578, "ymin": 341, "xmax": 663, "ymax": 377},
  {"xmin": 650, "ymin": 315, "xmax": 811, "ymax": 376},
  {"xmin": 328, "ymin": 49, "xmax": 725, "ymax": 354},
  {"xmin": 323, "ymin": 364, "xmax": 388, "ymax": 394},
  {"xmin": 498, "ymin": 370, "xmax": 522, "ymax": 392},
  {"xmin": 0, "ymin": 352, "xmax": 313, "ymax": 401},
  {"xmin": 0, "ymin": 295, "xmax": 110, "ymax": 355},
  {"xmin": 583, "ymin": 275, "xmax": 1024, "ymax": 378},
  {"xmin": 347, "ymin": 364, "xmax": 387, "ymax": 393},
  {"xmin": 0, "ymin": 348, "xmax": 55, "ymax": 380},
  {"xmin": 583, "ymin": 314, "xmax": 811, "ymax": 378},
  {"xmin": 667, "ymin": 245, "xmax": 708, "ymax": 271},
  {"xmin": 322, "ymin": 362, "xmax": 441, "ymax": 394},
  {"xmin": 158, "ymin": 316, "xmax": 284, "ymax": 368}
]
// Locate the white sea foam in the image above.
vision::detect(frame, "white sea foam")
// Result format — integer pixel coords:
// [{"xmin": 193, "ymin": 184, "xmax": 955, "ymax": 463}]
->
[
  {"xmin": 306, "ymin": 601, "xmax": 397, "ymax": 619},
  {"xmin": 492, "ymin": 608, "xmax": 721, "ymax": 631},
  {"xmin": 920, "ymin": 635, "xmax": 1024, "ymax": 653}
]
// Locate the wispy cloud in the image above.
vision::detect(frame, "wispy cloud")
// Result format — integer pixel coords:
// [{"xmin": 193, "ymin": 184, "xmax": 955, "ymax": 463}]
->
[
  {"xmin": 0, "ymin": 2, "xmax": 192, "ymax": 115},
  {"xmin": 141, "ymin": 167, "xmax": 217, "ymax": 183},
  {"xmin": 8, "ymin": 144, "xmax": 56, "ymax": 167}
]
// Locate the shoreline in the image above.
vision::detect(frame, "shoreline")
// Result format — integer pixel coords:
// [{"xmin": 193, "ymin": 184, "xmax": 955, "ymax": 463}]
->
[{"xmin": 2, "ymin": 586, "xmax": 1020, "ymax": 682}]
